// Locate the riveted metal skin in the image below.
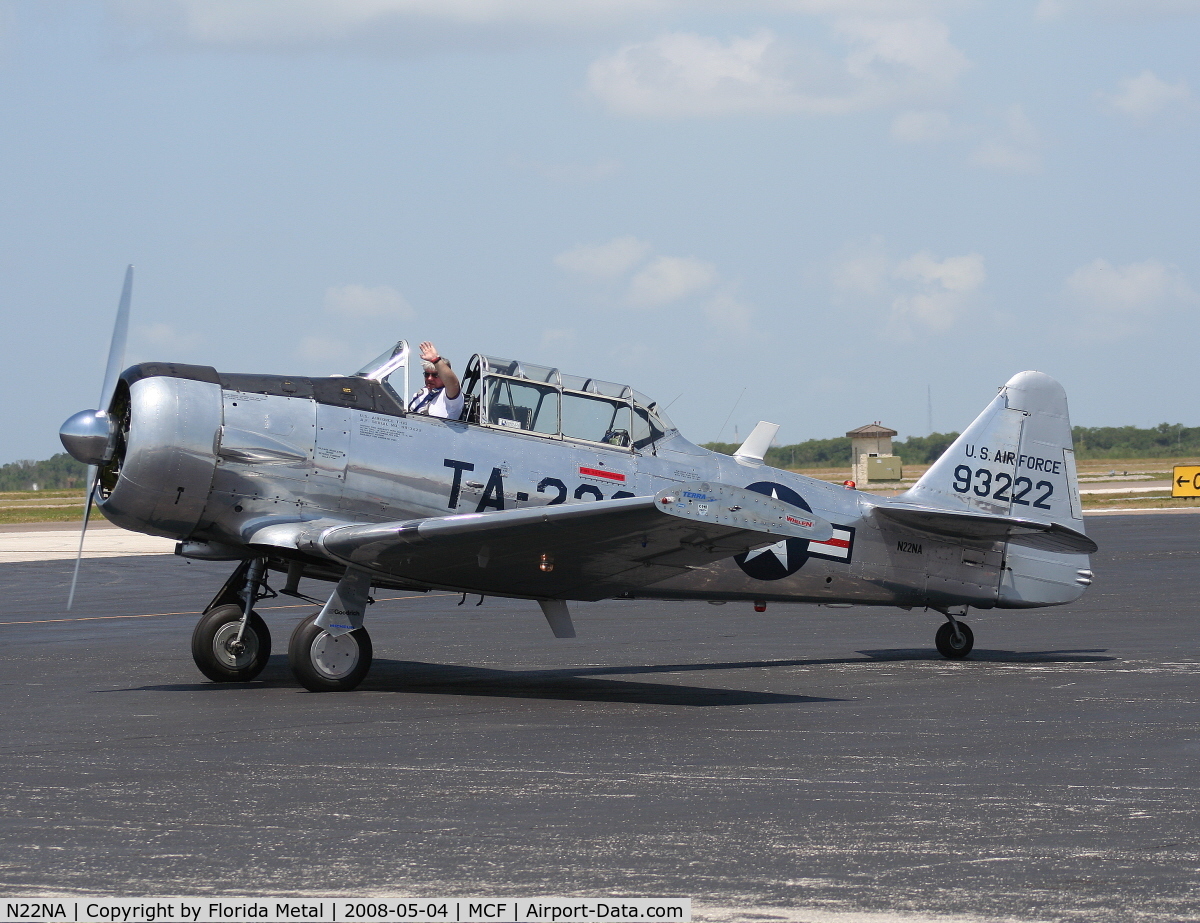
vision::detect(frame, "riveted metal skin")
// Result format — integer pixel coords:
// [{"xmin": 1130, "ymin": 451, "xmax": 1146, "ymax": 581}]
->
[{"xmin": 89, "ymin": 362, "xmax": 1093, "ymax": 613}]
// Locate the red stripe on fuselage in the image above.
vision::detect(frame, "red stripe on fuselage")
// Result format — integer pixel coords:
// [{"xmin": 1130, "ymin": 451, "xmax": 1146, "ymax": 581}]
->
[{"xmin": 579, "ymin": 467, "xmax": 626, "ymax": 482}]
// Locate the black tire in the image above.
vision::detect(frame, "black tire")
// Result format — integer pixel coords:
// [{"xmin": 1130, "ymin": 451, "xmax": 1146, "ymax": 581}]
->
[
  {"xmin": 288, "ymin": 612, "xmax": 373, "ymax": 692},
  {"xmin": 191, "ymin": 604, "xmax": 272, "ymax": 682},
  {"xmin": 935, "ymin": 621, "xmax": 974, "ymax": 659}
]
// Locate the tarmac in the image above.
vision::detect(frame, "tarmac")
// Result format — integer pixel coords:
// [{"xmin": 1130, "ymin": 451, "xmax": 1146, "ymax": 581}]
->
[{"xmin": 0, "ymin": 512, "xmax": 1197, "ymax": 922}]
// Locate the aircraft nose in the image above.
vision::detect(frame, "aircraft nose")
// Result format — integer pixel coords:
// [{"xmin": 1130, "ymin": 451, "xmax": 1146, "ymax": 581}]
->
[{"xmin": 59, "ymin": 409, "xmax": 113, "ymax": 465}]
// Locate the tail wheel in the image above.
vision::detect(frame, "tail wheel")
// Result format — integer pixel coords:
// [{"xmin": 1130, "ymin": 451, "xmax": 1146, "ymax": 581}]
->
[
  {"xmin": 288, "ymin": 612, "xmax": 373, "ymax": 692},
  {"xmin": 191, "ymin": 604, "xmax": 272, "ymax": 682},
  {"xmin": 935, "ymin": 621, "xmax": 974, "ymax": 660}
]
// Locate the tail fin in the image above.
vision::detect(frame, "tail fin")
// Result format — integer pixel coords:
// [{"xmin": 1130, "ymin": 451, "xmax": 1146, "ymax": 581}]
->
[
  {"xmin": 899, "ymin": 371, "xmax": 1083, "ymax": 529},
  {"xmin": 886, "ymin": 372, "xmax": 1093, "ymax": 609}
]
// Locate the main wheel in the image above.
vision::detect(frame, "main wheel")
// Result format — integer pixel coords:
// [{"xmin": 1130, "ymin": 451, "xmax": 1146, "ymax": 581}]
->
[
  {"xmin": 935, "ymin": 621, "xmax": 974, "ymax": 659},
  {"xmin": 191, "ymin": 604, "xmax": 272, "ymax": 682},
  {"xmin": 288, "ymin": 613, "xmax": 373, "ymax": 692}
]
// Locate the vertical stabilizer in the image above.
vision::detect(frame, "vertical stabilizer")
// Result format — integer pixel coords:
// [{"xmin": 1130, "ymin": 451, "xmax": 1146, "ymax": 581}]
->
[
  {"xmin": 899, "ymin": 371, "xmax": 1083, "ymax": 530},
  {"xmin": 896, "ymin": 371, "xmax": 1092, "ymax": 608},
  {"xmin": 735, "ymin": 421, "xmax": 780, "ymax": 464}
]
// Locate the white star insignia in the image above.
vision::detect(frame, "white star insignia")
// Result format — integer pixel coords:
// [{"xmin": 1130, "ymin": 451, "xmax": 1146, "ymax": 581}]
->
[
  {"xmin": 744, "ymin": 538, "xmax": 789, "ymax": 569},
  {"xmin": 742, "ymin": 487, "xmax": 790, "ymax": 568}
]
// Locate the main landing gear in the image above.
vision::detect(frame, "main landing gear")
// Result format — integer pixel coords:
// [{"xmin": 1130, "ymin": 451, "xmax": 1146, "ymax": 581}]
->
[
  {"xmin": 192, "ymin": 558, "xmax": 375, "ymax": 692},
  {"xmin": 191, "ymin": 605, "xmax": 272, "ymax": 681},
  {"xmin": 191, "ymin": 559, "xmax": 274, "ymax": 682},
  {"xmin": 288, "ymin": 613, "xmax": 373, "ymax": 692},
  {"xmin": 934, "ymin": 609, "xmax": 974, "ymax": 660}
]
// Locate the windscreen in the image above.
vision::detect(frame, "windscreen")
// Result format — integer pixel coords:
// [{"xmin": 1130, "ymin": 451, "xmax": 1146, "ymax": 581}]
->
[{"xmin": 562, "ymin": 393, "xmax": 633, "ymax": 446}]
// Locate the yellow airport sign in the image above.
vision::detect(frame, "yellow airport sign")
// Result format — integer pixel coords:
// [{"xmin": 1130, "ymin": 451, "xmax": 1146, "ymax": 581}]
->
[{"xmin": 1171, "ymin": 466, "xmax": 1200, "ymax": 497}]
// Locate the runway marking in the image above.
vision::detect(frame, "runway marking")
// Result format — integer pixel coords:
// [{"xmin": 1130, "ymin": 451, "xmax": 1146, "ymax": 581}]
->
[{"xmin": 0, "ymin": 594, "xmax": 452, "ymax": 626}]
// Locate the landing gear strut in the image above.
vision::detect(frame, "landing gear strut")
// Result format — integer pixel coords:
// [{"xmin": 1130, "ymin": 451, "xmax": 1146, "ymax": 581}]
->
[
  {"xmin": 935, "ymin": 610, "xmax": 974, "ymax": 660},
  {"xmin": 191, "ymin": 557, "xmax": 273, "ymax": 682}
]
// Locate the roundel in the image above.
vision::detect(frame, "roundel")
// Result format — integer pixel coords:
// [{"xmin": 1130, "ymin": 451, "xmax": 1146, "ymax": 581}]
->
[{"xmin": 733, "ymin": 481, "xmax": 812, "ymax": 581}]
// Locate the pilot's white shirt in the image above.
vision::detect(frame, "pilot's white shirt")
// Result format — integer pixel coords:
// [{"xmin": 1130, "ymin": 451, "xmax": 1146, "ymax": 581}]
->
[{"xmin": 408, "ymin": 386, "xmax": 464, "ymax": 420}]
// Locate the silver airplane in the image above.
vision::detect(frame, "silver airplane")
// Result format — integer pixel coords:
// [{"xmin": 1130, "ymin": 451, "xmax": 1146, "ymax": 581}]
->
[{"xmin": 59, "ymin": 268, "xmax": 1096, "ymax": 691}]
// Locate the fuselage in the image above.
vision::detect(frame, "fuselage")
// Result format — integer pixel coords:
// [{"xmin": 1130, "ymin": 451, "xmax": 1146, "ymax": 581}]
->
[{"xmin": 95, "ymin": 364, "xmax": 1089, "ymax": 611}]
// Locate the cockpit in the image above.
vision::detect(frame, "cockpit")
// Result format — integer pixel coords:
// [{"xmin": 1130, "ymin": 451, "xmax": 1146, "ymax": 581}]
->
[{"xmin": 353, "ymin": 341, "xmax": 677, "ymax": 453}]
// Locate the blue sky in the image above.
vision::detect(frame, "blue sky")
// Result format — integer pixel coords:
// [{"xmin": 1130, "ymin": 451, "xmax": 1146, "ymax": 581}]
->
[{"xmin": 3, "ymin": 0, "xmax": 1198, "ymax": 463}]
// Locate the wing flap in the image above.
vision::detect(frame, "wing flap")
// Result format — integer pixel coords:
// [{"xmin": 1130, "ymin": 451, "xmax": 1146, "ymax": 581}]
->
[
  {"xmin": 876, "ymin": 504, "xmax": 1097, "ymax": 554},
  {"xmin": 310, "ymin": 482, "xmax": 832, "ymax": 600}
]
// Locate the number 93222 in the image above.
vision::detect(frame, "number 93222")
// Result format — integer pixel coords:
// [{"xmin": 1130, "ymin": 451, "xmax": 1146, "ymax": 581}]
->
[{"xmin": 952, "ymin": 465, "xmax": 1054, "ymax": 509}]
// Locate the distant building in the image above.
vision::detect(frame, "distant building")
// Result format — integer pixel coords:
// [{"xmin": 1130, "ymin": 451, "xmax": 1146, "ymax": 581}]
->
[{"xmin": 846, "ymin": 422, "xmax": 901, "ymax": 484}]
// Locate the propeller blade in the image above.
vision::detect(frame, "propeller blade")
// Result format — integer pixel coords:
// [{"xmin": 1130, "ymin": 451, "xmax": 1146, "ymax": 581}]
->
[
  {"xmin": 97, "ymin": 265, "xmax": 133, "ymax": 413},
  {"xmin": 66, "ymin": 466, "xmax": 98, "ymax": 610},
  {"xmin": 66, "ymin": 267, "xmax": 134, "ymax": 608}
]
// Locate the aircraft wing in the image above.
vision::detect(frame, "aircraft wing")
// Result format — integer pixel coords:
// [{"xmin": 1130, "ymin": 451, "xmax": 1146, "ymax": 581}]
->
[
  {"xmin": 875, "ymin": 505, "xmax": 1097, "ymax": 554},
  {"xmin": 251, "ymin": 483, "xmax": 832, "ymax": 600}
]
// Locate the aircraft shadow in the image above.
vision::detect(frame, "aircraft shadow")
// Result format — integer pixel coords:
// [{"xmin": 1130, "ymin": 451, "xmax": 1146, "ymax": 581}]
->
[
  {"xmin": 113, "ymin": 646, "xmax": 1115, "ymax": 704},
  {"xmin": 361, "ymin": 659, "xmax": 842, "ymax": 706},
  {"xmin": 122, "ymin": 656, "xmax": 845, "ymax": 707},
  {"xmin": 856, "ymin": 648, "xmax": 1115, "ymax": 664}
]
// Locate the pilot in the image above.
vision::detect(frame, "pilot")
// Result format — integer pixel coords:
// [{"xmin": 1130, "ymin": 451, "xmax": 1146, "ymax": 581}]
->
[{"xmin": 408, "ymin": 341, "xmax": 464, "ymax": 420}]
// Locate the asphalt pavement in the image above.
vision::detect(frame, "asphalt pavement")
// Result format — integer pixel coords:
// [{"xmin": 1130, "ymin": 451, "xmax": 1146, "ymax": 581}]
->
[{"xmin": 0, "ymin": 513, "xmax": 1197, "ymax": 922}]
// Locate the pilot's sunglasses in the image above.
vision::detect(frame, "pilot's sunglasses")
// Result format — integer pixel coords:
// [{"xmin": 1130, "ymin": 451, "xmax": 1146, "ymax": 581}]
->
[{"xmin": 424, "ymin": 371, "xmax": 440, "ymax": 378}]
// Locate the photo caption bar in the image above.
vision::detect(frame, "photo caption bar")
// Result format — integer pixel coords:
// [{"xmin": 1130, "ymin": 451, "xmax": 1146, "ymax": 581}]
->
[{"xmin": 0, "ymin": 898, "xmax": 690, "ymax": 923}]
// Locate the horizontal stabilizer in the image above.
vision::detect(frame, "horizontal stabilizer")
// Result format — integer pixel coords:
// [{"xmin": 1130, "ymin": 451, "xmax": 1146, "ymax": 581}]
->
[{"xmin": 876, "ymin": 505, "xmax": 1097, "ymax": 554}]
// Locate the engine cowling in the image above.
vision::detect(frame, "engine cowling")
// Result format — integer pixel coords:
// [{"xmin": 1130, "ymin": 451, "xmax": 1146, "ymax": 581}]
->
[{"xmin": 95, "ymin": 371, "xmax": 223, "ymax": 540}]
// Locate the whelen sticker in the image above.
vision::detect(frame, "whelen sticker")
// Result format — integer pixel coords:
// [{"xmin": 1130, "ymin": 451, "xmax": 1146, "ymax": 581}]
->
[
  {"xmin": 579, "ymin": 466, "xmax": 626, "ymax": 482},
  {"xmin": 807, "ymin": 525, "xmax": 855, "ymax": 563}
]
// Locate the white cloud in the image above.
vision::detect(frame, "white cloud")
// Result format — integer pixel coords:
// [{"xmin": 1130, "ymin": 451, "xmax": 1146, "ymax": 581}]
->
[
  {"xmin": 587, "ymin": 20, "xmax": 968, "ymax": 118},
  {"xmin": 837, "ymin": 15, "xmax": 968, "ymax": 87},
  {"xmin": 968, "ymin": 104, "xmax": 1041, "ymax": 173},
  {"xmin": 832, "ymin": 240, "xmax": 985, "ymax": 335},
  {"xmin": 1103, "ymin": 71, "xmax": 1191, "ymax": 120},
  {"xmin": 891, "ymin": 251, "xmax": 985, "ymax": 332},
  {"xmin": 111, "ymin": 0, "xmax": 673, "ymax": 45},
  {"xmin": 556, "ymin": 237, "xmax": 747, "ymax": 331},
  {"xmin": 588, "ymin": 31, "xmax": 806, "ymax": 118},
  {"xmin": 324, "ymin": 284, "xmax": 415, "ymax": 319},
  {"xmin": 1036, "ymin": 0, "xmax": 1200, "ymax": 19},
  {"xmin": 892, "ymin": 106, "xmax": 1048, "ymax": 173},
  {"xmin": 1065, "ymin": 258, "xmax": 1196, "ymax": 337},
  {"xmin": 114, "ymin": 1, "xmax": 967, "ymax": 48},
  {"xmin": 890, "ymin": 108, "xmax": 953, "ymax": 142},
  {"xmin": 554, "ymin": 236, "xmax": 652, "ymax": 280},
  {"xmin": 704, "ymin": 290, "xmax": 755, "ymax": 333},
  {"xmin": 831, "ymin": 242, "xmax": 892, "ymax": 296},
  {"xmin": 627, "ymin": 255, "xmax": 719, "ymax": 306}
]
